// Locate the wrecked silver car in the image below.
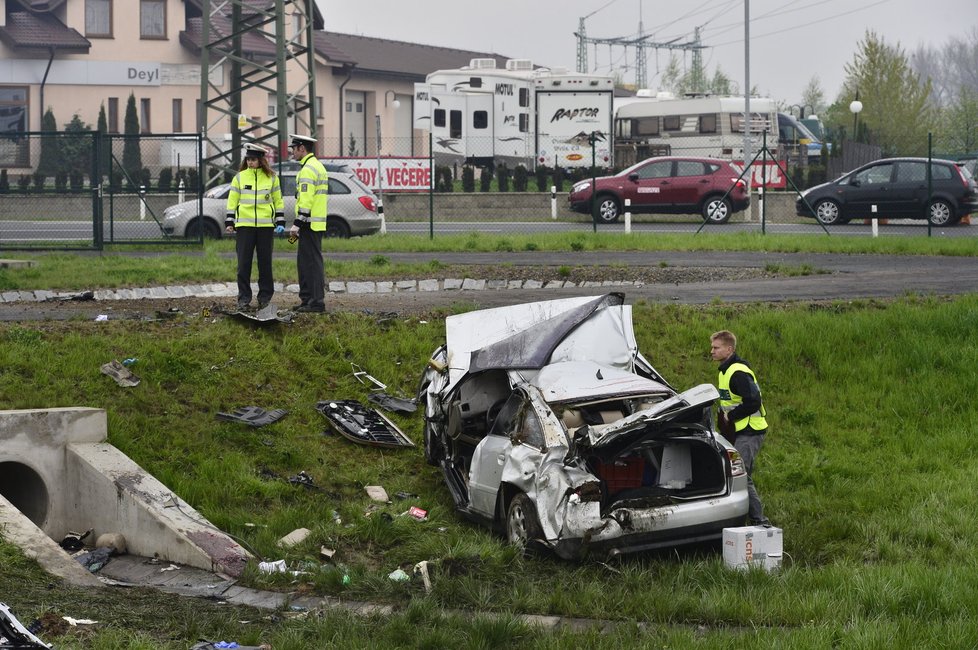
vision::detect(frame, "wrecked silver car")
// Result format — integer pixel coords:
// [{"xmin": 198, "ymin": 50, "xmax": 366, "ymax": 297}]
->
[{"xmin": 419, "ymin": 294, "xmax": 749, "ymax": 559}]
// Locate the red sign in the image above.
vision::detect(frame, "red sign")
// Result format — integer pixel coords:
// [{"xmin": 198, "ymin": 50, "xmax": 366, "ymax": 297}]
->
[
  {"xmin": 729, "ymin": 161, "xmax": 787, "ymax": 189},
  {"xmin": 323, "ymin": 157, "xmax": 431, "ymax": 192}
]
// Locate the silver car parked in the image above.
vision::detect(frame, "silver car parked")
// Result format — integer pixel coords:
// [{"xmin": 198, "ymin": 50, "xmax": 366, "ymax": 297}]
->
[
  {"xmin": 418, "ymin": 293, "xmax": 749, "ymax": 559},
  {"xmin": 162, "ymin": 171, "xmax": 381, "ymax": 239}
]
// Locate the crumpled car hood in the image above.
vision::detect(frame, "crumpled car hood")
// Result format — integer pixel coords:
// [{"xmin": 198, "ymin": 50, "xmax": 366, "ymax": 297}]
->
[{"xmin": 584, "ymin": 383, "xmax": 719, "ymax": 448}]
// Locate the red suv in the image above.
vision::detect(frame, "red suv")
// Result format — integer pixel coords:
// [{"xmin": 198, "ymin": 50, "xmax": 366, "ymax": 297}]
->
[{"xmin": 568, "ymin": 156, "xmax": 750, "ymax": 224}]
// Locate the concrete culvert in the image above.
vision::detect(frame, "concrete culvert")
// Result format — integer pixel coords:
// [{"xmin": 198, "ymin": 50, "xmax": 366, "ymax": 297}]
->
[{"xmin": 0, "ymin": 461, "xmax": 49, "ymax": 526}]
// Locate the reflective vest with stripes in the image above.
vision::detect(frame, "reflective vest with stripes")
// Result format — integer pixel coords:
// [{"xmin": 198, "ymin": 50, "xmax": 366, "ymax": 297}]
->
[
  {"xmin": 717, "ymin": 362, "xmax": 768, "ymax": 432},
  {"xmin": 294, "ymin": 153, "xmax": 329, "ymax": 232},
  {"xmin": 226, "ymin": 169, "xmax": 284, "ymax": 228}
]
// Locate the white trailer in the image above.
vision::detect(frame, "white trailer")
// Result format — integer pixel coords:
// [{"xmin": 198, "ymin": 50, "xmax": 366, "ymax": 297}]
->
[{"xmin": 413, "ymin": 59, "xmax": 614, "ymax": 169}]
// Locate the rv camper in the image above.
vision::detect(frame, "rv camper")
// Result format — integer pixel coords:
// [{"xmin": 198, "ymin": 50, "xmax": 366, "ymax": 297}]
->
[{"xmin": 413, "ymin": 59, "xmax": 614, "ymax": 169}]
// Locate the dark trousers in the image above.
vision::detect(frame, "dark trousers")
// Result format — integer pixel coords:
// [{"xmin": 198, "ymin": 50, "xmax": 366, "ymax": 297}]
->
[
  {"xmin": 296, "ymin": 225, "xmax": 324, "ymax": 308},
  {"xmin": 235, "ymin": 227, "xmax": 274, "ymax": 304}
]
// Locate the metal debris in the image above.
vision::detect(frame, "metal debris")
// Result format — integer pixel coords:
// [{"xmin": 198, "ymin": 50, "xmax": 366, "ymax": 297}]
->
[
  {"xmin": 215, "ymin": 406, "xmax": 288, "ymax": 427},
  {"xmin": 315, "ymin": 400, "xmax": 414, "ymax": 448}
]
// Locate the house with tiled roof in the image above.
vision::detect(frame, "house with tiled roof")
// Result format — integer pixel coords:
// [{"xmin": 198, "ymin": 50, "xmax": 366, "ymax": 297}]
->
[{"xmin": 0, "ymin": 0, "xmax": 512, "ymax": 170}]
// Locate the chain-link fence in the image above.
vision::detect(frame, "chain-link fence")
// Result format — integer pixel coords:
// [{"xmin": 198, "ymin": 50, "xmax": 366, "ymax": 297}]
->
[{"xmin": 0, "ymin": 131, "xmax": 204, "ymax": 250}]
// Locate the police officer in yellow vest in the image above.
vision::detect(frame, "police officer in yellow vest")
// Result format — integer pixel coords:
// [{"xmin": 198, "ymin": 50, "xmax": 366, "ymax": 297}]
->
[
  {"xmin": 711, "ymin": 329, "xmax": 771, "ymax": 526},
  {"xmin": 287, "ymin": 134, "xmax": 329, "ymax": 313},
  {"xmin": 225, "ymin": 142, "xmax": 285, "ymax": 310}
]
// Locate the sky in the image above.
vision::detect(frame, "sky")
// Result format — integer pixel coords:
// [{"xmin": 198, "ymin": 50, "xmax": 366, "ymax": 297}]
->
[{"xmin": 317, "ymin": 0, "xmax": 977, "ymax": 109}]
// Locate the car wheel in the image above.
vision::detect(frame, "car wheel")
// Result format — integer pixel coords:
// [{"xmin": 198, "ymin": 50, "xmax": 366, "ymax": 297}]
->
[
  {"xmin": 506, "ymin": 492, "xmax": 543, "ymax": 552},
  {"xmin": 325, "ymin": 219, "xmax": 351, "ymax": 238},
  {"xmin": 927, "ymin": 199, "xmax": 956, "ymax": 226},
  {"xmin": 813, "ymin": 199, "xmax": 844, "ymax": 225},
  {"xmin": 422, "ymin": 418, "xmax": 443, "ymax": 467},
  {"xmin": 186, "ymin": 216, "xmax": 222, "ymax": 239},
  {"xmin": 702, "ymin": 196, "xmax": 732, "ymax": 224},
  {"xmin": 594, "ymin": 195, "xmax": 621, "ymax": 223}
]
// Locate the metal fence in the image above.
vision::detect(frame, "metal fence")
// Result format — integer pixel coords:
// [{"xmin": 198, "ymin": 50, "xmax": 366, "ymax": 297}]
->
[{"xmin": 0, "ymin": 131, "xmax": 203, "ymax": 250}]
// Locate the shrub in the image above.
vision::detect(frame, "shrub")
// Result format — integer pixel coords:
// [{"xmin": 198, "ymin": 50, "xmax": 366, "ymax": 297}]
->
[
  {"xmin": 139, "ymin": 167, "xmax": 151, "ymax": 191},
  {"xmin": 109, "ymin": 171, "xmax": 123, "ymax": 192},
  {"xmin": 0, "ymin": 169, "xmax": 8, "ymax": 193},
  {"xmin": 435, "ymin": 166, "xmax": 453, "ymax": 192},
  {"xmin": 553, "ymin": 166, "xmax": 564, "ymax": 192},
  {"xmin": 513, "ymin": 164, "xmax": 528, "ymax": 192},
  {"xmin": 55, "ymin": 171, "xmax": 68, "ymax": 191},
  {"xmin": 535, "ymin": 165, "xmax": 550, "ymax": 192},
  {"xmin": 496, "ymin": 164, "xmax": 510, "ymax": 192},
  {"xmin": 18, "ymin": 174, "xmax": 32, "ymax": 191},
  {"xmin": 33, "ymin": 173, "xmax": 46, "ymax": 191},
  {"xmin": 69, "ymin": 171, "xmax": 85, "ymax": 191},
  {"xmin": 461, "ymin": 166, "xmax": 475, "ymax": 192},
  {"xmin": 158, "ymin": 167, "xmax": 173, "ymax": 192},
  {"xmin": 479, "ymin": 167, "xmax": 492, "ymax": 192},
  {"xmin": 187, "ymin": 168, "xmax": 199, "ymax": 192}
]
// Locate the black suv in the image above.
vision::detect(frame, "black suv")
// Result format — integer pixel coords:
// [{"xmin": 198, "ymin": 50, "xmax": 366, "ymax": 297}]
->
[{"xmin": 796, "ymin": 157, "xmax": 978, "ymax": 226}]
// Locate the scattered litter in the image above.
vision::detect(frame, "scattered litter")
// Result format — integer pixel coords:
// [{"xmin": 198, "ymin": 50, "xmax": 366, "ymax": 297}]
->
[
  {"xmin": 351, "ymin": 363, "xmax": 387, "ymax": 390},
  {"xmin": 388, "ymin": 569, "xmax": 409, "ymax": 582},
  {"xmin": 62, "ymin": 617, "xmax": 98, "ymax": 626},
  {"xmin": 215, "ymin": 406, "xmax": 287, "ymax": 427},
  {"xmin": 394, "ymin": 491, "xmax": 418, "ymax": 500},
  {"xmin": 190, "ymin": 642, "xmax": 272, "ymax": 650},
  {"xmin": 154, "ymin": 307, "xmax": 183, "ymax": 320},
  {"xmin": 0, "ymin": 602, "xmax": 51, "ymax": 649},
  {"xmin": 287, "ymin": 471, "xmax": 318, "ymax": 490},
  {"xmin": 159, "ymin": 563, "xmax": 180, "ymax": 572},
  {"xmin": 60, "ymin": 290, "xmax": 95, "ymax": 302},
  {"xmin": 278, "ymin": 527, "xmax": 311, "ymax": 548},
  {"xmin": 258, "ymin": 559, "xmax": 288, "ymax": 574},
  {"xmin": 319, "ymin": 546, "xmax": 336, "ymax": 561},
  {"xmin": 100, "ymin": 360, "xmax": 140, "ymax": 387},
  {"xmin": 59, "ymin": 529, "xmax": 91, "ymax": 552},
  {"xmin": 405, "ymin": 506, "xmax": 428, "ymax": 521},
  {"xmin": 160, "ymin": 495, "xmax": 180, "ymax": 508},
  {"xmin": 366, "ymin": 392, "xmax": 418, "ymax": 414},
  {"xmin": 95, "ymin": 532, "xmax": 127, "ymax": 554},
  {"xmin": 94, "ymin": 314, "xmax": 108, "ymax": 321},
  {"xmin": 230, "ymin": 302, "xmax": 293, "ymax": 325},
  {"xmin": 121, "ymin": 358, "xmax": 138, "ymax": 367},
  {"xmin": 365, "ymin": 485, "xmax": 389, "ymax": 502},
  {"xmin": 316, "ymin": 400, "xmax": 414, "ymax": 449},
  {"xmin": 414, "ymin": 560, "xmax": 433, "ymax": 593},
  {"xmin": 75, "ymin": 547, "xmax": 113, "ymax": 573}
]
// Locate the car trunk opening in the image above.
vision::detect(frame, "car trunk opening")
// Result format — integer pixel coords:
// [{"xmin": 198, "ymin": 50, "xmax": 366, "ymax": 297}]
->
[{"xmin": 585, "ymin": 433, "xmax": 728, "ymax": 511}]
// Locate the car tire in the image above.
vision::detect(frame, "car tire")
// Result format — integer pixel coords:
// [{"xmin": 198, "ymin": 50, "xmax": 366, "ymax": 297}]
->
[
  {"xmin": 813, "ymin": 199, "xmax": 845, "ymax": 225},
  {"xmin": 186, "ymin": 216, "xmax": 222, "ymax": 239},
  {"xmin": 702, "ymin": 196, "xmax": 732, "ymax": 224},
  {"xmin": 506, "ymin": 492, "xmax": 543, "ymax": 553},
  {"xmin": 325, "ymin": 219, "xmax": 351, "ymax": 238},
  {"xmin": 594, "ymin": 195, "xmax": 621, "ymax": 223},
  {"xmin": 927, "ymin": 199, "xmax": 956, "ymax": 226},
  {"xmin": 422, "ymin": 418, "xmax": 443, "ymax": 467}
]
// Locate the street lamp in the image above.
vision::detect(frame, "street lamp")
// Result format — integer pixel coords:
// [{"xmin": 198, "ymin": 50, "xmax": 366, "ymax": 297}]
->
[
  {"xmin": 790, "ymin": 104, "xmax": 814, "ymax": 119},
  {"xmin": 849, "ymin": 92, "xmax": 863, "ymax": 142},
  {"xmin": 384, "ymin": 90, "xmax": 400, "ymax": 109}
]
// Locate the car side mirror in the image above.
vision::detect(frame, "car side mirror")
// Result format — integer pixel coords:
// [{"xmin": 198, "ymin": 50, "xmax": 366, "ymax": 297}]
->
[
  {"xmin": 850, "ymin": 179, "xmax": 861, "ymax": 187},
  {"xmin": 628, "ymin": 173, "xmax": 639, "ymax": 182}
]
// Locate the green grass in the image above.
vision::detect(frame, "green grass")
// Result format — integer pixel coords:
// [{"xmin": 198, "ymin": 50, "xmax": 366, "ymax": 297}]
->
[
  {"xmin": 1, "ymin": 231, "xmax": 976, "ymax": 292},
  {"xmin": 3, "ymin": 294, "xmax": 978, "ymax": 647}
]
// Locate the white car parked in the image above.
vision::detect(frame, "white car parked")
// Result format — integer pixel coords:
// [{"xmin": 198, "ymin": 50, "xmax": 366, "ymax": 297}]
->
[
  {"xmin": 162, "ymin": 171, "xmax": 381, "ymax": 239},
  {"xmin": 418, "ymin": 294, "xmax": 749, "ymax": 559}
]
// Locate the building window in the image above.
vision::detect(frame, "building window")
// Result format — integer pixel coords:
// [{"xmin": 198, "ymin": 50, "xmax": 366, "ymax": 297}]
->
[
  {"xmin": 140, "ymin": 0, "xmax": 165, "ymax": 38},
  {"xmin": 108, "ymin": 97, "xmax": 119, "ymax": 133},
  {"xmin": 355, "ymin": 102, "xmax": 363, "ymax": 113},
  {"xmin": 315, "ymin": 96, "xmax": 323, "ymax": 120},
  {"xmin": 268, "ymin": 93, "xmax": 277, "ymax": 118},
  {"xmin": 345, "ymin": 102, "xmax": 352, "ymax": 112},
  {"xmin": 195, "ymin": 99, "xmax": 201, "ymax": 132},
  {"xmin": 140, "ymin": 98, "xmax": 151, "ymax": 133},
  {"xmin": 172, "ymin": 98, "xmax": 182, "ymax": 132},
  {"xmin": 0, "ymin": 86, "xmax": 29, "ymax": 166},
  {"xmin": 85, "ymin": 0, "xmax": 112, "ymax": 37}
]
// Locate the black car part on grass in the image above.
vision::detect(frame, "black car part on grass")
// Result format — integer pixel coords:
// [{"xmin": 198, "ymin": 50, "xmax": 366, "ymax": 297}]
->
[
  {"xmin": 0, "ymin": 602, "xmax": 51, "ymax": 649},
  {"xmin": 216, "ymin": 406, "xmax": 288, "ymax": 427},
  {"xmin": 316, "ymin": 400, "xmax": 414, "ymax": 448},
  {"xmin": 367, "ymin": 392, "xmax": 418, "ymax": 414}
]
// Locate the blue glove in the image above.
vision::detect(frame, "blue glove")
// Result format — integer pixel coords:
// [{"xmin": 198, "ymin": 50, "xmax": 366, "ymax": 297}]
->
[{"xmin": 274, "ymin": 225, "xmax": 285, "ymax": 234}]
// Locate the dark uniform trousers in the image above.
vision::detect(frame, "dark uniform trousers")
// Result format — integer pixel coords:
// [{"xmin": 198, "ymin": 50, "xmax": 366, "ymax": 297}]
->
[
  {"xmin": 296, "ymin": 224, "xmax": 324, "ymax": 308},
  {"xmin": 235, "ymin": 226, "xmax": 274, "ymax": 304}
]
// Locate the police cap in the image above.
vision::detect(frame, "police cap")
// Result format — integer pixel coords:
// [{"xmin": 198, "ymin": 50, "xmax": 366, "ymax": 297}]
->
[
  {"xmin": 242, "ymin": 143, "xmax": 267, "ymax": 157},
  {"xmin": 289, "ymin": 133, "xmax": 317, "ymax": 149}
]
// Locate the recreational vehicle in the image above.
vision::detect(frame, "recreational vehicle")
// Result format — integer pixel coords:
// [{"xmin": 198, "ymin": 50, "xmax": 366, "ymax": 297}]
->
[{"xmin": 413, "ymin": 59, "xmax": 614, "ymax": 169}]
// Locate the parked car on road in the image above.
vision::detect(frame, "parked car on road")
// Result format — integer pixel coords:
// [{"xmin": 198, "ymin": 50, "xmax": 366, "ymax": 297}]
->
[
  {"xmin": 796, "ymin": 157, "xmax": 978, "ymax": 226},
  {"xmin": 162, "ymin": 171, "xmax": 380, "ymax": 238},
  {"xmin": 568, "ymin": 156, "xmax": 750, "ymax": 224},
  {"xmin": 418, "ymin": 293, "xmax": 749, "ymax": 559}
]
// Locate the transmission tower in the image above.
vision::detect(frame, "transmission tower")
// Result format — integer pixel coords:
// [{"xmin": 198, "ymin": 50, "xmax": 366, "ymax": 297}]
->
[{"xmin": 199, "ymin": 0, "xmax": 318, "ymax": 186}]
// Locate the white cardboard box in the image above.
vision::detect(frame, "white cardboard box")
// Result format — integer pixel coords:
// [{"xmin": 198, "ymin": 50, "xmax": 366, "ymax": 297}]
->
[
  {"xmin": 658, "ymin": 443, "xmax": 692, "ymax": 488},
  {"xmin": 723, "ymin": 525, "xmax": 783, "ymax": 571}
]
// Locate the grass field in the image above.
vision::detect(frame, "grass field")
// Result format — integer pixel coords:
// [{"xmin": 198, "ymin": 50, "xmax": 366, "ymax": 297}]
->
[{"xmin": 2, "ymin": 289, "xmax": 978, "ymax": 648}]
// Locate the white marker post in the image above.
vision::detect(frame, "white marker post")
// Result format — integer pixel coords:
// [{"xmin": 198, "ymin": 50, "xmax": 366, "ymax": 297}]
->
[
  {"xmin": 871, "ymin": 205, "xmax": 878, "ymax": 237},
  {"xmin": 551, "ymin": 185, "xmax": 557, "ymax": 220},
  {"xmin": 624, "ymin": 198, "xmax": 631, "ymax": 235},
  {"xmin": 139, "ymin": 185, "xmax": 146, "ymax": 220}
]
